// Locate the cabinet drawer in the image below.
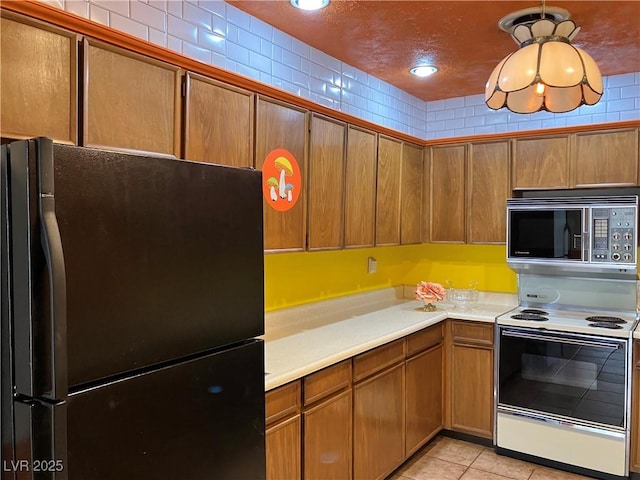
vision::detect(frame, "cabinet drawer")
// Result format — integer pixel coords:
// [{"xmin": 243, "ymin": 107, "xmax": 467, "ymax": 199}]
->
[
  {"xmin": 353, "ymin": 339, "xmax": 405, "ymax": 382},
  {"xmin": 451, "ymin": 320, "xmax": 494, "ymax": 347},
  {"xmin": 407, "ymin": 324, "xmax": 443, "ymax": 357},
  {"xmin": 304, "ymin": 360, "xmax": 352, "ymax": 406},
  {"xmin": 266, "ymin": 381, "xmax": 301, "ymax": 426}
]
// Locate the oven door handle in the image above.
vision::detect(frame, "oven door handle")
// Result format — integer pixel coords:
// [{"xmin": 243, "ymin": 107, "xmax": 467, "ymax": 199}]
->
[{"xmin": 501, "ymin": 330, "xmax": 623, "ymax": 349}]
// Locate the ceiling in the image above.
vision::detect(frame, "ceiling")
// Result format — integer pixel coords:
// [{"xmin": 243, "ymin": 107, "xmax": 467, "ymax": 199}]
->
[{"xmin": 227, "ymin": 1, "xmax": 640, "ymax": 102}]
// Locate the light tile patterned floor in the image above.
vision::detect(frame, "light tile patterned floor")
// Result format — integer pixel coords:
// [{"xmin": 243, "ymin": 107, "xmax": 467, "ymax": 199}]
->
[{"xmin": 388, "ymin": 436, "xmax": 595, "ymax": 480}]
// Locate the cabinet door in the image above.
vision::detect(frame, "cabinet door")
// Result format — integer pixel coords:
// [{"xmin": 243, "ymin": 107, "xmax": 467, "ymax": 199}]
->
[
  {"xmin": 1, "ymin": 12, "xmax": 77, "ymax": 143},
  {"xmin": 468, "ymin": 141, "xmax": 510, "ymax": 244},
  {"xmin": 450, "ymin": 343, "xmax": 493, "ymax": 438},
  {"xmin": 304, "ymin": 390, "xmax": 352, "ymax": 480},
  {"xmin": 266, "ymin": 415, "xmax": 301, "ymax": 480},
  {"xmin": 431, "ymin": 145, "xmax": 465, "ymax": 243},
  {"xmin": 255, "ymin": 97, "xmax": 307, "ymax": 251},
  {"xmin": 83, "ymin": 39, "xmax": 181, "ymax": 156},
  {"xmin": 376, "ymin": 136, "xmax": 402, "ymax": 246},
  {"xmin": 406, "ymin": 345, "xmax": 442, "ymax": 456},
  {"xmin": 400, "ymin": 143, "xmax": 423, "ymax": 245},
  {"xmin": 571, "ymin": 129, "xmax": 639, "ymax": 187},
  {"xmin": 183, "ymin": 73, "xmax": 253, "ymax": 167},
  {"xmin": 353, "ymin": 364, "xmax": 404, "ymax": 480},
  {"xmin": 512, "ymin": 135, "xmax": 569, "ymax": 189},
  {"xmin": 345, "ymin": 126, "xmax": 377, "ymax": 248},
  {"xmin": 308, "ymin": 115, "xmax": 346, "ymax": 250}
]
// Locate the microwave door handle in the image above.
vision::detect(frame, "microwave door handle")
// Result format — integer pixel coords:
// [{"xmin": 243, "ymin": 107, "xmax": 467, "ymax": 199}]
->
[{"xmin": 501, "ymin": 330, "xmax": 622, "ymax": 350}]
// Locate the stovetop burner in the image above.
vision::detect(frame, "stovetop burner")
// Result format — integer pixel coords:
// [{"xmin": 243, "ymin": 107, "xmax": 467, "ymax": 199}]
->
[
  {"xmin": 585, "ymin": 316, "xmax": 627, "ymax": 324},
  {"xmin": 588, "ymin": 322, "xmax": 624, "ymax": 330},
  {"xmin": 510, "ymin": 313, "xmax": 548, "ymax": 321},
  {"xmin": 521, "ymin": 309, "xmax": 549, "ymax": 315}
]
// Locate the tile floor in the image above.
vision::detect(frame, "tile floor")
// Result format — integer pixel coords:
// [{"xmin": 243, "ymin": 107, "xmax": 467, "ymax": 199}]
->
[{"xmin": 388, "ymin": 436, "xmax": 595, "ymax": 480}]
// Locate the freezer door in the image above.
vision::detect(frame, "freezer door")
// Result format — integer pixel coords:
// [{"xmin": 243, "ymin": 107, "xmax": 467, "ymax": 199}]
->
[
  {"xmin": 52, "ymin": 144, "xmax": 264, "ymax": 388},
  {"xmin": 5, "ymin": 138, "xmax": 67, "ymax": 401},
  {"xmin": 66, "ymin": 340, "xmax": 265, "ymax": 480}
]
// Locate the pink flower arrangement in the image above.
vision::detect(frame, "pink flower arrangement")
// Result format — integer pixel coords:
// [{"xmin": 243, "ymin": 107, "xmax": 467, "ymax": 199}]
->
[{"xmin": 415, "ymin": 281, "xmax": 446, "ymax": 306}]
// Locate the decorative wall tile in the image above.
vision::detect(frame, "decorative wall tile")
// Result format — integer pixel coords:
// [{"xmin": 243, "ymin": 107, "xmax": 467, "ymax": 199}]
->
[
  {"xmin": 249, "ymin": 51, "xmax": 271, "ymax": 74},
  {"xmin": 167, "ymin": 0, "xmax": 182, "ymax": 18},
  {"xmin": 226, "ymin": 42, "xmax": 249, "ymax": 65},
  {"xmin": 198, "ymin": 30, "xmax": 225, "ymax": 54},
  {"xmin": 110, "ymin": 13, "xmax": 148, "ymax": 40},
  {"xmin": 182, "ymin": 1, "xmax": 212, "ymax": 30},
  {"xmin": 198, "ymin": 0, "xmax": 224, "ymax": 17},
  {"xmin": 88, "ymin": 5, "xmax": 109, "ymax": 25},
  {"xmin": 183, "ymin": 41, "xmax": 212, "ymax": 64},
  {"xmin": 149, "ymin": 27, "xmax": 167, "ymax": 47},
  {"xmin": 131, "ymin": 1, "xmax": 165, "ymax": 31},
  {"xmin": 237, "ymin": 28, "xmax": 261, "ymax": 53},
  {"xmin": 66, "ymin": 1, "xmax": 89, "ymax": 19},
  {"xmin": 92, "ymin": 0, "xmax": 129, "ymax": 16},
  {"xmin": 167, "ymin": 14, "xmax": 197, "ymax": 43}
]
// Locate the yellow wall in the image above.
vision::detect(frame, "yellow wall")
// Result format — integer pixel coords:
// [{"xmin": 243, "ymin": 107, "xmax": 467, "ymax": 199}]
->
[{"xmin": 264, "ymin": 244, "xmax": 517, "ymax": 311}]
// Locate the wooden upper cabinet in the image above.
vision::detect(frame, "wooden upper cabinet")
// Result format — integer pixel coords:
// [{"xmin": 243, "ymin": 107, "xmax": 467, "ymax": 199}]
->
[
  {"xmin": 183, "ymin": 72, "xmax": 254, "ymax": 167},
  {"xmin": 571, "ymin": 129, "xmax": 639, "ymax": 187},
  {"xmin": 431, "ymin": 145, "xmax": 466, "ymax": 243},
  {"xmin": 83, "ymin": 38, "xmax": 181, "ymax": 156},
  {"xmin": 400, "ymin": 143, "xmax": 423, "ymax": 245},
  {"xmin": 255, "ymin": 97, "xmax": 307, "ymax": 252},
  {"xmin": 1, "ymin": 12, "xmax": 77, "ymax": 143},
  {"xmin": 307, "ymin": 115, "xmax": 346, "ymax": 250},
  {"xmin": 512, "ymin": 135, "xmax": 569, "ymax": 189},
  {"xmin": 468, "ymin": 141, "xmax": 510, "ymax": 244},
  {"xmin": 344, "ymin": 126, "xmax": 377, "ymax": 248},
  {"xmin": 376, "ymin": 136, "xmax": 402, "ymax": 246}
]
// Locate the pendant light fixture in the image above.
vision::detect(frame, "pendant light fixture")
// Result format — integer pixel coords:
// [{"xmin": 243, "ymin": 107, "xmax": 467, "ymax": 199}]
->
[{"xmin": 485, "ymin": 3, "xmax": 603, "ymax": 114}]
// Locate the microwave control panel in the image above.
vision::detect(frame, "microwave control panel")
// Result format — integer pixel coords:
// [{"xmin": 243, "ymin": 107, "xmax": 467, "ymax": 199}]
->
[{"xmin": 591, "ymin": 207, "xmax": 636, "ymax": 263}]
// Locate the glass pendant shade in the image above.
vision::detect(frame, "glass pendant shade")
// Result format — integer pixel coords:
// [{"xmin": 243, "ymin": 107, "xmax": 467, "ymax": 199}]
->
[{"xmin": 485, "ymin": 18, "xmax": 603, "ymax": 113}]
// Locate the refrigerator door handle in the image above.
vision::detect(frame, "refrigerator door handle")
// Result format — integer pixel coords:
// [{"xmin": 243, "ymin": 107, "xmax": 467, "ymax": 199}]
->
[{"xmin": 37, "ymin": 138, "xmax": 68, "ymax": 401}]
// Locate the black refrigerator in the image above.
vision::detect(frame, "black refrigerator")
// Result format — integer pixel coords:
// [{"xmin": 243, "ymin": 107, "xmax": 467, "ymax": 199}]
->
[{"xmin": 1, "ymin": 138, "xmax": 266, "ymax": 479}]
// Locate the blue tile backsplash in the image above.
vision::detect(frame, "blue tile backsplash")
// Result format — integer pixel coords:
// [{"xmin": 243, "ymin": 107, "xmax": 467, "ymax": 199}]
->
[{"xmin": 45, "ymin": 0, "xmax": 640, "ymax": 140}]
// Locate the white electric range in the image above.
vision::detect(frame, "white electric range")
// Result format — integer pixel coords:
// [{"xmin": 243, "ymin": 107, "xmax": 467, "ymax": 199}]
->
[{"xmin": 495, "ymin": 274, "xmax": 639, "ymax": 480}]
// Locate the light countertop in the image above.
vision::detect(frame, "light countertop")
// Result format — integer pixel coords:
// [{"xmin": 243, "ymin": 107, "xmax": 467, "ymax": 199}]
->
[{"xmin": 264, "ymin": 287, "xmax": 516, "ymax": 391}]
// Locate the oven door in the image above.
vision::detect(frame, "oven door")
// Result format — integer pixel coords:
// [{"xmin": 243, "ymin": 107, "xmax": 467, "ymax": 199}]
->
[
  {"xmin": 497, "ymin": 326, "xmax": 628, "ymax": 427},
  {"xmin": 496, "ymin": 326, "xmax": 630, "ymax": 477}
]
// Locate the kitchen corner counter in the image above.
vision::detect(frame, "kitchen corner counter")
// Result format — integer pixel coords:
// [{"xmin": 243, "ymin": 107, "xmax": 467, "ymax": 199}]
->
[{"xmin": 263, "ymin": 287, "xmax": 516, "ymax": 391}]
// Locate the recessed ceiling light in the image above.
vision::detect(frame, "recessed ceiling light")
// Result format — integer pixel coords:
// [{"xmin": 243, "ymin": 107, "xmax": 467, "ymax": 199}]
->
[
  {"xmin": 290, "ymin": 0, "xmax": 330, "ymax": 11},
  {"xmin": 410, "ymin": 65, "xmax": 438, "ymax": 78}
]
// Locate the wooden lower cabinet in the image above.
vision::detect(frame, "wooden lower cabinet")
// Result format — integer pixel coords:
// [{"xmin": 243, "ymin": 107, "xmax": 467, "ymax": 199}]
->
[
  {"xmin": 266, "ymin": 381, "xmax": 302, "ymax": 480},
  {"xmin": 447, "ymin": 320, "xmax": 494, "ymax": 439},
  {"xmin": 304, "ymin": 390, "xmax": 352, "ymax": 480},
  {"xmin": 630, "ymin": 340, "xmax": 640, "ymax": 473},
  {"xmin": 406, "ymin": 344, "xmax": 443, "ymax": 455},
  {"xmin": 266, "ymin": 415, "xmax": 301, "ymax": 480},
  {"xmin": 353, "ymin": 363, "xmax": 405, "ymax": 480}
]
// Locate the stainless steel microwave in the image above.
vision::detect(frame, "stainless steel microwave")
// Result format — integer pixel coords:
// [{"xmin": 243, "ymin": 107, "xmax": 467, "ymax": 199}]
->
[{"xmin": 506, "ymin": 196, "xmax": 638, "ymax": 277}]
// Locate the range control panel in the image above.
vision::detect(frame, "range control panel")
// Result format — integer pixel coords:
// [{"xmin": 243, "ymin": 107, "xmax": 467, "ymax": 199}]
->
[{"xmin": 591, "ymin": 207, "xmax": 636, "ymax": 263}]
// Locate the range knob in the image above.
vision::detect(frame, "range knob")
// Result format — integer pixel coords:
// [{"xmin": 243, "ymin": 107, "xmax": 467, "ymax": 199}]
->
[
  {"xmin": 612, "ymin": 232, "xmax": 621, "ymax": 240},
  {"xmin": 612, "ymin": 252, "xmax": 622, "ymax": 261},
  {"xmin": 624, "ymin": 244, "xmax": 633, "ymax": 251},
  {"xmin": 612, "ymin": 244, "xmax": 621, "ymax": 251},
  {"xmin": 624, "ymin": 253, "xmax": 633, "ymax": 262},
  {"xmin": 624, "ymin": 233, "xmax": 633, "ymax": 241}
]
